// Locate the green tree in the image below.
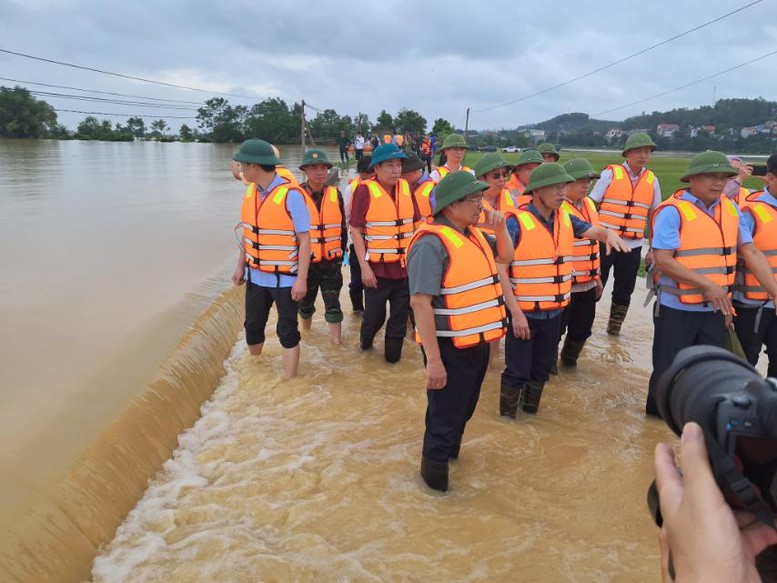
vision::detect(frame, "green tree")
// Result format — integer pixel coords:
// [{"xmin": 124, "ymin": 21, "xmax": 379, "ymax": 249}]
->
[
  {"xmin": 431, "ymin": 118, "xmax": 454, "ymax": 138},
  {"xmin": 151, "ymin": 119, "xmax": 168, "ymax": 136},
  {"xmin": 126, "ymin": 116, "xmax": 145, "ymax": 138},
  {"xmin": 376, "ymin": 109, "xmax": 394, "ymax": 132},
  {"xmin": 308, "ymin": 109, "xmax": 354, "ymax": 141},
  {"xmin": 394, "ymin": 108, "xmax": 426, "ymax": 136},
  {"xmin": 179, "ymin": 123, "xmax": 193, "ymax": 141},
  {"xmin": 196, "ymin": 98, "xmax": 244, "ymax": 143},
  {"xmin": 0, "ymin": 86, "xmax": 58, "ymax": 138},
  {"xmin": 243, "ymin": 98, "xmax": 297, "ymax": 144}
]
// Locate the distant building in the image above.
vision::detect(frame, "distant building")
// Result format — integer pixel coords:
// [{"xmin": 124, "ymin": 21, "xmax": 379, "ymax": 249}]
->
[
  {"xmin": 605, "ymin": 128, "xmax": 623, "ymax": 142},
  {"xmin": 657, "ymin": 123, "xmax": 680, "ymax": 138},
  {"xmin": 520, "ymin": 129, "xmax": 546, "ymax": 142},
  {"xmin": 741, "ymin": 126, "xmax": 758, "ymax": 138},
  {"xmin": 690, "ymin": 126, "xmax": 716, "ymax": 138}
]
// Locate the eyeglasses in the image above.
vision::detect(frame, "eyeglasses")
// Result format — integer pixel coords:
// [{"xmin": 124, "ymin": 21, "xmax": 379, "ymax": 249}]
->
[
  {"xmin": 462, "ymin": 193, "xmax": 484, "ymax": 203},
  {"xmin": 488, "ymin": 171, "xmax": 509, "ymax": 179}
]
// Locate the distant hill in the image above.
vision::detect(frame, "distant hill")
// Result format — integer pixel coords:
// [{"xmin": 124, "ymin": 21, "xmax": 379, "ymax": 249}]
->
[{"xmin": 525, "ymin": 98, "xmax": 777, "ymax": 134}]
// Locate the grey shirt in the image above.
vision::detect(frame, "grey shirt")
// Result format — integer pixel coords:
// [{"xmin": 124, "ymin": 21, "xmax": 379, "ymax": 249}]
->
[{"xmin": 407, "ymin": 216, "xmax": 498, "ymax": 299}]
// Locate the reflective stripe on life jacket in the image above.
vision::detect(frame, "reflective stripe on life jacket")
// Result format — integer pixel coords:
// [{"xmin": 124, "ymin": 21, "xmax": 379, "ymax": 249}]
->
[
  {"xmin": 277, "ymin": 166, "xmax": 298, "ymax": 185},
  {"xmin": 652, "ymin": 191, "xmax": 739, "ymax": 304},
  {"xmin": 363, "ymin": 178, "xmax": 415, "ymax": 266},
  {"xmin": 599, "ymin": 164, "xmax": 655, "ymax": 239},
  {"xmin": 409, "ymin": 223, "xmax": 507, "ymax": 348},
  {"xmin": 562, "ymin": 198, "xmax": 601, "ymax": 285},
  {"xmin": 478, "ymin": 188, "xmax": 518, "ymax": 235},
  {"xmin": 412, "ymin": 180, "xmax": 435, "ymax": 223},
  {"xmin": 433, "ymin": 165, "xmax": 473, "ymax": 183},
  {"xmin": 510, "ymin": 209, "xmax": 574, "ymax": 311},
  {"xmin": 302, "ymin": 185, "xmax": 343, "ymax": 263},
  {"xmin": 736, "ymin": 191, "xmax": 777, "ymax": 301},
  {"xmin": 240, "ymin": 182, "xmax": 299, "ymax": 274}
]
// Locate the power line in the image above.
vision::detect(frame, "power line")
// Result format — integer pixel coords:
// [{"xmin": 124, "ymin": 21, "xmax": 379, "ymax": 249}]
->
[
  {"xmin": 28, "ymin": 90, "xmax": 198, "ymax": 110},
  {"xmin": 473, "ymin": 0, "xmax": 763, "ymax": 113},
  {"xmin": 0, "ymin": 47, "xmax": 263, "ymax": 101},
  {"xmin": 0, "ymin": 76, "xmax": 202, "ymax": 105},
  {"xmin": 53, "ymin": 108, "xmax": 196, "ymax": 119},
  {"xmin": 592, "ymin": 48, "xmax": 777, "ymax": 117}
]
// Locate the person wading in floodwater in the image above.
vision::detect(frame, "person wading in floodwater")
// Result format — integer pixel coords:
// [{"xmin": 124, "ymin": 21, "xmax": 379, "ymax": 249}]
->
[{"xmin": 231, "ymin": 139, "xmax": 311, "ymax": 378}]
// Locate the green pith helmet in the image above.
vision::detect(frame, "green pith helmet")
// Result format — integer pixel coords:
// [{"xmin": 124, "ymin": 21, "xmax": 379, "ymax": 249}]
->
[
  {"xmin": 440, "ymin": 134, "xmax": 469, "ymax": 150},
  {"xmin": 299, "ymin": 148, "xmax": 333, "ymax": 170},
  {"xmin": 233, "ymin": 139, "xmax": 282, "ymax": 165},
  {"xmin": 433, "ymin": 171, "xmax": 489, "ymax": 215},
  {"xmin": 474, "ymin": 152, "xmax": 514, "ymax": 178},
  {"xmin": 538, "ymin": 142, "xmax": 560, "ymax": 160},
  {"xmin": 563, "ymin": 158, "xmax": 601, "ymax": 180},
  {"xmin": 369, "ymin": 143, "xmax": 408, "ymax": 168},
  {"xmin": 525, "ymin": 163, "xmax": 575, "ymax": 194},
  {"xmin": 401, "ymin": 153, "xmax": 426, "ymax": 174},
  {"xmin": 622, "ymin": 132, "xmax": 657, "ymax": 156},
  {"xmin": 680, "ymin": 151, "xmax": 738, "ymax": 183},
  {"xmin": 513, "ymin": 149, "xmax": 544, "ymax": 168}
]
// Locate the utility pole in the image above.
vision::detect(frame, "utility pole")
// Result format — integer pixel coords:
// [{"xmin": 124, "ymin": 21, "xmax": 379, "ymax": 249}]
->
[
  {"xmin": 301, "ymin": 99, "xmax": 306, "ymax": 156},
  {"xmin": 464, "ymin": 107, "xmax": 470, "ymax": 142}
]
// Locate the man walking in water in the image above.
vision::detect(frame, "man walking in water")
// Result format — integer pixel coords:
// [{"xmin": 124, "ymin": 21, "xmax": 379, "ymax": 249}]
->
[
  {"xmin": 231, "ymin": 139, "xmax": 311, "ymax": 378},
  {"xmin": 339, "ymin": 131, "xmax": 351, "ymax": 164},
  {"xmin": 589, "ymin": 133, "xmax": 662, "ymax": 336},
  {"xmin": 408, "ymin": 171, "xmax": 511, "ymax": 492}
]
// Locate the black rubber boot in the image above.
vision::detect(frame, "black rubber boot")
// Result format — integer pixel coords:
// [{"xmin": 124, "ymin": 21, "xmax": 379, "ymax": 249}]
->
[
  {"xmin": 523, "ymin": 382, "xmax": 545, "ymax": 415},
  {"xmin": 499, "ymin": 382, "xmax": 524, "ymax": 419},
  {"xmin": 560, "ymin": 337, "xmax": 587, "ymax": 367},
  {"xmin": 420, "ymin": 456, "xmax": 449, "ymax": 492},
  {"xmin": 607, "ymin": 303, "xmax": 629, "ymax": 336},
  {"xmin": 384, "ymin": 338, "xmax": 403, "ymax": 363}
]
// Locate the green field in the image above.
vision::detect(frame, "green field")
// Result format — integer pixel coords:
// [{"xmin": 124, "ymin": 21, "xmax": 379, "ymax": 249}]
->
[{"xmin": 462, "ymin": 149, "xmax": 765, "ymax": 200}]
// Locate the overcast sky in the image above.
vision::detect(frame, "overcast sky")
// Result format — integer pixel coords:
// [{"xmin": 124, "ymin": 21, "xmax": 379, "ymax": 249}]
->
[{"xmin": 1, "ymin": 0, "xmax": 775, "ymax": 132}]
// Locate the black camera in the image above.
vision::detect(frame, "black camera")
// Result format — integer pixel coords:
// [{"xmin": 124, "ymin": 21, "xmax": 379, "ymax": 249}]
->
[{"xmin": 647, "ymin": 345, "xmax": 777, "ymax": 528}]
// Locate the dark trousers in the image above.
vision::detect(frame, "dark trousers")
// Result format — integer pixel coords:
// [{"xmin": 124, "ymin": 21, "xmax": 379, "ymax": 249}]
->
[
  {"xmin": 244, "ymin": 283, "xmax": 300, "ymax": 348},
  {"xmin": 422, "ymin": 339, "xmax": 490, "ymax": 462},
  {"xmin": 423, "ymin": 155, "xmax": 432, "ymax": 174},
  {"xmin": 502, "ymin": 314, "xmax": 561, "ymax": 386},
  {"xmin": 355, "ymin": 149, "xmax": 363, "ymax": 161},
  {"xmin": 599, "ymin": 245, "xmax": 642, "ymax": 306},
  {"xmin": 348, "ymin": 244, "xmax": 365, "ymax": 310},
  {"xmin": 647, "ymin": 305, "xmax": 726, "ymax": 416},
  {"xmin": 361, "ymin": 276, "xmax": 410, "ymax": 345},
  {"xmin": 339, "ymin": 148, "xmax": 349, "ymax": 163},
  {"xmin": 734, "ymin": 304, "xmax": 777, "ymax": 378},
  {"xmin": 298, "ymin": 259, "xmax": 343, "ymax": 323},
  {"xmin": 560, "ymin": 287, "xmax": 598, "ymax": 342}
]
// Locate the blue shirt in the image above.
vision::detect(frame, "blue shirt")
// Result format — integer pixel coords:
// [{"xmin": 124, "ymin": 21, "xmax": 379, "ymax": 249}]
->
[
  {"xmin": 734, "ymin": 187, "xmax": 776, "ymax": 308},
  {"xmin": 246, "ymin": 174, "xmax": 311, "ymax": 288},
  {"xmin": 653, "ymin": 190, "xmax": 752, "ymax": 312},
  {"xmin": 512, "ymin": 203, "xmax": 593, "ymax": 319}
]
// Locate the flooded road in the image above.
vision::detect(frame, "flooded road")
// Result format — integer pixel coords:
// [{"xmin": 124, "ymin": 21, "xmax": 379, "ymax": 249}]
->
[{"xmin": 90, "ymin": 286, "xmax": 674, "ymax": 583}]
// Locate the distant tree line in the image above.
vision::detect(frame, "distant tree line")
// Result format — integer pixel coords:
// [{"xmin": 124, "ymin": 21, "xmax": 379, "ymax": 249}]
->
[{"xmin": 2, "ymin": 84, "xmax": 774, "ymax": 154}]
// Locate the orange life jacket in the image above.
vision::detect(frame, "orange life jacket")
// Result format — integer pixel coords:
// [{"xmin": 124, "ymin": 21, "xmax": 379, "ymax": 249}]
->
[
  {"xmin": 302, "ymin": 185, "xmax": 343, "ymax": 263},
  {"xmin": 420, "ymin": 139, "xmax": 432, "ymax": 156},
  {"xmin": 277, "ymin": 166, "xmax": 298, "ymax": 185},
  {"xmin": 412, "ymin": 180, "xmax": 436, "ymax": 222},
  {"xmin": 599, "ymin": 164, "xmax": 655, "ymax": 239},
  {"xmin": 479, "ymin": 188, "xmax": 518, "ymax": 235},
  {"xmin": 396, "ymin": 134, "xmax": 405, "ymax": 147},
  {"xmin": 383, "ymin": 134, "xmax": 392, "ymax": 144},
  {"xmin": 509, "ymin": 209, "xmax": 574, "ymax": 311},
  {"xmin": 652, "ymin": 191, "xmax": 739, "ymax": 304},
  {"xmin": 736, "ymin": 191, "xmax": 777, "ymax": 301},
  {"xmin": 734, "ymin": 186, "xmax": 750, "ymax": 206},
  {"xmin": 240, "ymin": 182, "xmax": 300, "ymax": 274},
  {"xmin": 409, "ymin": 223, "xmax": 507, "ymax": 348},
  {"xmin": 562, "ymin": 198, "xmax": 601, "ymax": 286},
  {"xmin": 506, "ymin": 175, "xmax": 525, "ymax": 196},
  {"xmin": 434, "ymin": 165, "xmax": 473, "ymax": 183},
  {"xmin": 363, "ymin": 178, "xmax": 415, "ymax": 266}
]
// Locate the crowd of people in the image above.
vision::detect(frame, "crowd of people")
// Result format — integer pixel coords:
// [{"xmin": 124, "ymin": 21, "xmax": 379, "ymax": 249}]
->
[{"xmin": 231, "ymin": 136, "xmax": 777, "ymax": 578}]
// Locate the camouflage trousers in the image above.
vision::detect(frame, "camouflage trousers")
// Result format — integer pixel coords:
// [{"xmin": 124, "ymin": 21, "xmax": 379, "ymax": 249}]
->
[{"xmin": 298, "ymin": 259, "xmax": 344, "ymax": 323}]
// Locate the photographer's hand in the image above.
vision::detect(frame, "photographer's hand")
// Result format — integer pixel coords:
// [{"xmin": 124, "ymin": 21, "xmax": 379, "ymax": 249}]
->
[{"xmin": 655, "ymin": 422, "xmax": 777, "ymax": 583}]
